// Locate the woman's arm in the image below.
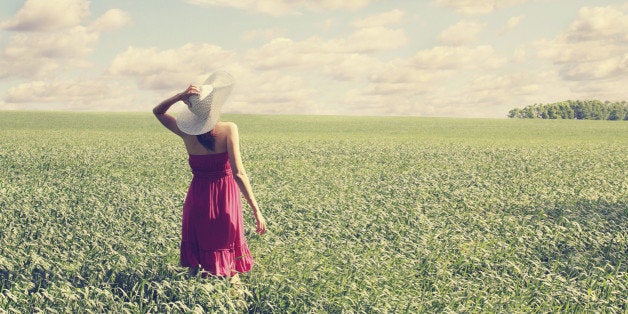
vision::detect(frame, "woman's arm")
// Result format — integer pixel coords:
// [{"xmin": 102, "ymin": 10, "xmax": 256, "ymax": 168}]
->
[
  {"xmin": 153, "ymin": 85, "xmax": 199, "ymax": 137},
  {"xmin": 226, "ymin": 122, "xmax": 267, "ymax": 235}
]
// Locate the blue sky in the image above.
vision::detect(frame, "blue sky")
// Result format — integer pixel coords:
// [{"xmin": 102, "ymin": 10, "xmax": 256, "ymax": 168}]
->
[{"xmin": 1, "ymin": 0, "xmax": 626, "ymax": 117}]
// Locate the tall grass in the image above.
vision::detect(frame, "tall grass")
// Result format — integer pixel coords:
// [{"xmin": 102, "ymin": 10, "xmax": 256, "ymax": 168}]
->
[{"xmin": 1, "ymin": 111, "xmax": 626, "ymax": 312}]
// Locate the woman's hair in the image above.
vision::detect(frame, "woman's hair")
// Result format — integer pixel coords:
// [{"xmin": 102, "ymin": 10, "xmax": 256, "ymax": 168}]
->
[{"xmin": 197, "ymin": 131, "xmax": 215, "ymax": 151}]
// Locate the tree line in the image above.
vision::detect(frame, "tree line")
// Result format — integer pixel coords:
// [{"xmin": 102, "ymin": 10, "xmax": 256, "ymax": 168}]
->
[{"xmin": 508, "ymin": 100, "xmax": 628, "ymax": 120}]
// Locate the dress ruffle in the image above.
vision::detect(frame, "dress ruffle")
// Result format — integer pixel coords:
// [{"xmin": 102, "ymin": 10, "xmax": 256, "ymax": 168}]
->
[{"xmin": 180, "ymin": 241, "xmax": 254, "ymax": 277}]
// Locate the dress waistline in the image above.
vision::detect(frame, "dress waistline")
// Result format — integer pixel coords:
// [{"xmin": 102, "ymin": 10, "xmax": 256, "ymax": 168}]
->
[{"xmin": 192, "ymin": 169, "xmax": 232, "ymax": 178}]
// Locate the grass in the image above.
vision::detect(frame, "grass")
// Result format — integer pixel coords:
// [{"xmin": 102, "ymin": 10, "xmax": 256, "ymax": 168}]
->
[{"xmin": 1, "ymin": 111, "xmax": 627, "ymax": 312}]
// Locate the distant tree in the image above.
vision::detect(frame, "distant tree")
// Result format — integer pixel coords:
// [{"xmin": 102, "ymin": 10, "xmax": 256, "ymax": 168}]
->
[
  {"xmin": 561, "ymin": 101, "xmax": 574, "ymax": 119},
  {"xmin": 559, "ymin": 102, "xmax": 574, "ymax": 119},
  {"xmin": 508, "ymin": 108, "xmax": 521, "ymax": 118},
  {"xmin": 522, "ymin": 106, "xmax": 536, "ymax": 119},
  {"xmin": 590, "ymin": 100, "xmax": 607, "ymax": 120},
  {"xmin": 580, "ymin": 100, "xmax": 591, "ymax": 119},
  {"xmin": 608, "ymin": 103, "xmax": 627, "ymax": 121},
  {"xmin": 508, "ymin": 100, "xmax": 628, "ymax": 120},
  {"xmin": 547, "ymin": 104, "xmax": 559, "ymax": 119},
  {"xmin": 539, "ymin": 105, "xmax": 549, "ymax": 119}
]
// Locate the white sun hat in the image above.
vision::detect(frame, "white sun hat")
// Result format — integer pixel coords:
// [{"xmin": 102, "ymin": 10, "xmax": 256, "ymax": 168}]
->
[{"xmin": 176, "ymin": 71, "xmax": 235, "ymax": 135}]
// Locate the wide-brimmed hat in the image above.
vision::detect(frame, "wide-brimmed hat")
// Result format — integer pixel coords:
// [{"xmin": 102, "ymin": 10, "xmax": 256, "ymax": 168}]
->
[{"xmin": 176, "ymin": 71, "xmax": 235, "ymax": 135}]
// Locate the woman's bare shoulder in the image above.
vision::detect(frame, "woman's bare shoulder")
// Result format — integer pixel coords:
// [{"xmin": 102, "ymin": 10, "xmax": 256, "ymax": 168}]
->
[
  {"xmin": 218, "ymin": 121, "xmax": 237, "ymax": 127},
  {"xmin": 216, "ymin": 121, "xmax": 238, "ymax": 133}
]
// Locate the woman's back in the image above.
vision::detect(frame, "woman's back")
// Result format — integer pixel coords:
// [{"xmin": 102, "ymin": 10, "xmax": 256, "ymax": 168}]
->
[{"xmin": 182, "ymin": 122, "xmax": 231, "ymax": 155}]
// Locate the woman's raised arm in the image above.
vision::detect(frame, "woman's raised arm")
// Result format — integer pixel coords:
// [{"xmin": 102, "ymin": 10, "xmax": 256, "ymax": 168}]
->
[{"xmin": 153, "ymin": 85, "xmax": 199, "ymax": 137}]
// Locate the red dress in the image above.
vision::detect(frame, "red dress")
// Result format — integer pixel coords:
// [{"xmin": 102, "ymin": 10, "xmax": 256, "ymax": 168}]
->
[{"xmin": 180, "ymin": 152, "xmax": 254, "ymax": 276}]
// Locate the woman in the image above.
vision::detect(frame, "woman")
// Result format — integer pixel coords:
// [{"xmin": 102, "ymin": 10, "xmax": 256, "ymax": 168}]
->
[{"xmin": 152, "ymin": 71, "xmax": 266, "ymax": 279}]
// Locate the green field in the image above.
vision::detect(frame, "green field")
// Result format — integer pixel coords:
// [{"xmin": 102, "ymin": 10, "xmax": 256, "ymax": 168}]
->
[{"xmin": 1, "ymin": 111, "xmax": 627, "ymax": 313}]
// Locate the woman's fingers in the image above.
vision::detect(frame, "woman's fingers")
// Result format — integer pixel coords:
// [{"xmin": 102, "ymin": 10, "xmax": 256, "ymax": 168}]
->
[
  {"xmin": 185, "ymin": 85, "xmax": 200, "ymax": 94},
  {"xmin": 256, "ymin": 219, "xmax": 266, "ymax": 235}
]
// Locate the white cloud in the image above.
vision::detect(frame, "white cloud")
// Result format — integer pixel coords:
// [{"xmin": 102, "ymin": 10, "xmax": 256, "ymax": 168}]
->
[
  {"xmin": 413, "ymin": 70, "xmax": 564, "ymax": 117},
  {"xmin": 352, "ymin": 9, "xmax": 405, "ymax": 28},
  {"xmin": 0, "ymin": 100, "xmax": 15, "ymax": 110},
  {"xmin": 185, "ymin": 0, "xmax": 265, "ymax": 14},
  {"xmin": 320, "ymin": 19, "xmax": 336, "ymax": 31},
  {"xmin": 567, "ymin": 6, "xmax": 628, "ymax": 42},
  {"xmin": 438, "ymin": 20, "xmax": 484, "ymax": 45},
  {"xmin": 0, "ymin": 1, "xmax": 132, "ymax": 108},
  {"xmin": 109, "ymin": 44, "xmax": 238, "ymax": 90},
  {"xmin": 4, "ymin": 78, "xmax": 133, "ymax": 110},
  {"xmin": 229, "ymin": 71, "xmax": 318, "ymax": 114},
  {"xmin": 107, "ymin": 23, "xmax": 410, "ymax": 115},
  {"xmin": 243, "ymin": 38, "xmax": 305, "ymax": 70},
  {"xmin": 88, "ymin": 9, "xmax": 132, "ymax": 32},
  {"xmin": 6, "ymin": 0, "xmax": 623, "ymax": 118},
  {"xmin": 536, "ymin": 5, "xmax": 628, "ymax": 81},
  {"xmin": 560, "ymin": 54, "xmax": 626, "ymax": 81},
  {"xmin": 185, "ymin": 0, "xmax": 373, "ymax": 16},
  {"xmin": 434, "ymin": 0, "xmax": 531, "ymax": 15},
  {"xmin": 317, "ymin": 0, "xmax": 373, "ymax": 11},
  {"xmin": 460, "ymin": 68, "xmax": 627, "ymax": 117},
  {"xmin": 411, "ymin": 45, "xmax": 506, "ymax": 70},
  {"xmin": 330, "ymin": 43, "xmax": 513, "ymax": 117},
  {"xmin": 0, "ymin": 0, "xmax": 89, "ymax": 31},
  {"xmin": 340, "ymin": 26, "xmax": 408, "ymax": 52},
  {"xmin": 466, "ymin": 72, "xmax": 542, "ymax": 102},
  {"xmin": 0, "ymin": 26, "xmax": 98, "ymax": 78},
  {"xmin": 238, "ymin": 32, "xmax": 508, "ymax": 116},
  {"xmin": 321, "ymin": 53, "xmax": 386, "ymax": 81},
  {"xmin": 243, "ymin": 26, "xmax": 407, "ymax": 71},
  {"xmin": 0, "ymin": 2, "xmax": 132, "ymax": 79},
  {"xmin": 241, "ymin": 27, "xmax": 286, "ymax": 42},
  {"xmin": 512, "ymin": 46, "xmax": 526, "ymax": 63},
  {"xmin": 3, "ymin": 26, "xmax": 97, "ymax": 59},
  {"xmin": 340, "ymin": 88, "xmax": 417, "ymax": 115},
  {"xmin": 500, "ymin": 15, "xmax": 525, "ymax": 35},
  {"xmin": 569, "ymin": 77, "xmax": 628, "ymax": 101}
]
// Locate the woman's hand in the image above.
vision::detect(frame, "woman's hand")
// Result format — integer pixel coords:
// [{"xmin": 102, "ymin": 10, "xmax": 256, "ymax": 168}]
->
[
  {"xmin": 180, "ymin": 85, "xmax": 200, "ymax": 105},
  {"xmin": 254, "ymin": 212, "xmax": 266, "ymax": 235},
  {"xmin": 183, "ymin": 85, "xmax": 200, "ymax": 96}
]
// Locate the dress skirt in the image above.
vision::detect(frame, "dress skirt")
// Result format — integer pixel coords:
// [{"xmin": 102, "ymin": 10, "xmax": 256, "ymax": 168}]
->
[{"xmin": 180, "ymin": 152, "xmax": 254, "ymax": 276}]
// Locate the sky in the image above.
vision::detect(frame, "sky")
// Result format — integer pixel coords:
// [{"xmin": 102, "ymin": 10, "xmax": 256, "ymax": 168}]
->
[{"xmin": 0, "ymin": 0, "xmax": 626, "ymax": 118}]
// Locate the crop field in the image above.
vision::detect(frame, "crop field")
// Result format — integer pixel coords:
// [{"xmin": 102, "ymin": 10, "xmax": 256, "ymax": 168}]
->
[{"xmin": 0, "ymin": 111, "xmax": 627, "ymax": 313}]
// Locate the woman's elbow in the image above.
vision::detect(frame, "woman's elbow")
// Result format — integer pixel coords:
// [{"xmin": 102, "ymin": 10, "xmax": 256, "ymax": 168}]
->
[{"xmin": 233, "ymin": 171, "xmax": 248, "ymax": 183}]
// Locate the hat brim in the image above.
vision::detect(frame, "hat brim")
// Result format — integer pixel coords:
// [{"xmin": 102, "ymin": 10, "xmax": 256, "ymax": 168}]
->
[
  {"xmin": 176, "ymin": 71, "xmax": 234, "ymax": 135},
  {"xmin": 176, "ymin": 107, "xmax": 216, "ymax": 135}
]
